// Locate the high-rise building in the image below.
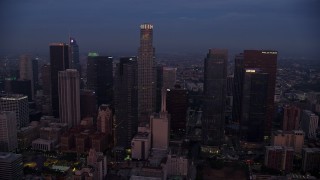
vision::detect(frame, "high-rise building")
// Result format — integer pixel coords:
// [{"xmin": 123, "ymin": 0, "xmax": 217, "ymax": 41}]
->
[
  {"xmin": 162, "ymin": 67, "xmax": 177, "ymax": 89},
  {"xmin": 202, "ymin": 49, "xmax": 227, "ymax": 146},
  {"xmin": 86, "ymin": 53, "xmax": 113, "ymax": 105},
  {"xmin": 166, "ymin": 86, "xmax": 188, "ymax": 134},
  {"xmin": 41, "ymin": 64, "xmax": 51, "ymax": 96},
  {"xmin": 19, "ymin": 54, "xmax": 34, "ymax": 100},
  {"xmin": 0, "ymin": 152, "xmax": 23, "ymax": 180},
  {"xmin": 50, "ymin": 43, "xmax": 70, "ymax": 118},
  {"xmin": 150, "ymin": 89, "xmax": 170, "ymax": 150},
  {"xmin": 58, "ymin": 69, "xmax": 80, "ymax": 128},
  {"xmin": 80, "ymin": 90, "xmax": 97, "ymax": 119},
  {"xmin": 32, "ymin": 58, "xmax": 39, "ymax": 92},
  {"xmin": 241, "ymin": 69, "xmax": 269, "ymax": 141},
  {"xmin": 0, "ymin": 111, "xmax": 18, "ymax": 152},
  {"xmin": 302, "ymin": 148, "xmax": 320, "ymax": 172},
  {"xmin": 282, "ymin": 104, "xmax": 300, "ymax": 131},
  {"xmin": 271, "ymin": 130, "xmax": 304, "ymax": 153},
  {"xmin": 0, "ymin": 94, "xmax": 29, "ymax": 129},
  {"xmin": 114, "ymin": 57, "xmax": 138, "ymax": 148},
  {"xmin": 138, "ymin": 23, "xmax": 156, "ymax": 124},
  {"xmin": 69, "ymin": 37, "xmax": 80, "ymax": 73},
  {"xmin": 155, "ymin": 65, "xmax": 163, "ymax": 113},
  {"xmin": 97, "ymin": 104, "xmax": 113, "ymax": 139},
  {"xmin": 301, "ymin": 110, "xmax": 319, "ymax": 138},
  {"xmin": 232, "ymin": 50, "xmax": 277, "ymax": 141}
]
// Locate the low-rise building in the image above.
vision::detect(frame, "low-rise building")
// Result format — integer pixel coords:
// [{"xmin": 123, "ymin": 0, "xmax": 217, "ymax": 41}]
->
[{"xmin": 32, "ymin": 138, "xmax": 55, "ymax": 151}]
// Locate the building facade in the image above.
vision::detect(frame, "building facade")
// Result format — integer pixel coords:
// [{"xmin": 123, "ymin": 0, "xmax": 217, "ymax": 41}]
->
[
  {"xmin": 114, "ymin": 57, "xmax": 138, "ymax": 148},
  {"xmin": 58, "ymin": 69, "xmax": 80, "ymax": 128},
  {"xmin": 271, "ymin": 130, "xmax": 304, "ymax": 153},
  {"xmin": 50, "ymin": 43, "xmax": 70, "ymax": 118},
  {"xmin": 202, "ymin": 49, "xmax": 227, "ymax": 146},
  {"xmin": 282, "ymin": 104, "xmax": 300, "ymax": 131},
  {"xmin": 0, "ymin": 94, "xmax": 29, "ymax": 129},
  {"xmin": 0, "ymin": 152, "xmax": 23, "ymax": 180},
  {"xmin": 138, "ymin": 23, "xmax": 156, "ymax": 124},
  {"xmin": 265, "ymin": 146, "xmax": 294, "ymax": 172},
  {"xmin": 0, "ymin": 111, "xmax": 18, "ymax": 152},
  {"xmin": 301, "ymin": 110, "xmax": 319, "ymax": 139},
  {"xmin": 86, "ymin": 53, "xmax": 113, "ymax": 105}
]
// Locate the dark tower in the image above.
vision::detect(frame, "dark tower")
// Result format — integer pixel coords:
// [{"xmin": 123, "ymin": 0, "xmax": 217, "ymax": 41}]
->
[
  {"xmin": 50, "ymin": 43, "xmax": 69, "ymax": 118},
  {"xmin": 69, "ymin": 37, "xmax": 80, "ymax": 74},
  {"xmin": 233, "ymin": 50, "xmax": 278, "ymax": 141},
  {"xmin": 86, "ymin": 53, "xmax": 113, "ymax": 105},
  {"xmin": 202, "ymin": 49, "xmax": 228, "ymax": 146},
  {"xmin": 114, "ymin": 57, "xmax": 138, "ymax": 148},
  {"xmin": 138, "ymin": 23, "xmax": 156, "ymax": 124}
]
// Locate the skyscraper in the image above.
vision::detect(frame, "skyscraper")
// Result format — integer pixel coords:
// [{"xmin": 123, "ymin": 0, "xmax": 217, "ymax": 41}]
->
[
  {"xmin": 69, "ymin": 37, "xmax": 80, "ymax": 74},
  {"xmin": 114, "ymin": 57, "xmax": 138, "ymax": 148},
  {"xmin": 0, "ymin": 152, "xmax": 23, "ymax": 180},
  {"xmin": 162, "ymin": 67, "xmax": 177, "ymax": 89},
  {"xmin": 58, "ymin": 69, "xmax": 80, "ymax": 128},
  {"xmin": 86, "ymin": 53, "xmax": 113, "ymax": 105},
  {"xmin": 282, "ymin": 104, "xmax": 300, "ymax": 131},
  {"xmin": 19, "ymin": 54, "xmax": 34, "ymax": 100},
  {"xmin": 80, "ymin": 89, "xmax": 97, "ymax": 119},
  {"xmin": 50, "ymin": 43, "xmax": 70, "ymax": 118},
  {"xmin": 0, "ymin": 111, "xmax": 18, "ymax": 152},
  {"xmin": 97, "ymin": 104, "xmax": 113, "ymax": 143},
  {"xmin": 138, "ymin": 23, "xmax": 156, "ymax": 124},
  {"xmin": 0, "ymin": 94, "xmax": 29, "ymax": 129},
  {"xmin": 41, "ymin": 64, "xmax": 51, "ymax": 96},
  {"xmin": 202, "ymin": 49, "xmax": 227, "ymax": 146},
  {"xmin": 232, "ymin": 50, "xmax": 277, "ymax": 141}
]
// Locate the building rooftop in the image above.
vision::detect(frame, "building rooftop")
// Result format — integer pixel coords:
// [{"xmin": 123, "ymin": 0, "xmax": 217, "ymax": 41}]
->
[{"xmin": 133, "ymin": 132, "xmax": 150, "ymax": 140}]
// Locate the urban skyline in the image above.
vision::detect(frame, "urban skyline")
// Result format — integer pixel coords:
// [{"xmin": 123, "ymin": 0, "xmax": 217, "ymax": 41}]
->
[{"xmin": 0, "ymin": 0, "xmax": 319, "ymax": 58}]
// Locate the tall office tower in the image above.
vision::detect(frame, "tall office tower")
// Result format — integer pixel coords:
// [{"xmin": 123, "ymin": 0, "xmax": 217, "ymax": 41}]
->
[
  {"xmin": 301, "ymin": 110, "xmax": 319, "ymax": 138},
  {"xmin": 138, "ymin": 23, "xmax": 156, "ymax": 124},
  {"xmin": 32, "ymin": 58, "xmax": 39, "ymax": 91},
  {"xmin": 87, "ymin": 53, "xmax": 113, "ymax": 105},
  {"xmin": 114, "ymin": 57, "xmax": 138, "ymax": 148},
  {"xmin": 41, "ymin": 64, "xmax": 51, "ymax": 96},
  {"xmin": 69, "ymin": 37, "xmax": 81, "ymax": 74},
  {"xmin": 242, "ymin": 69, "xmax": 269, "ymax": 141},
  {"xmin": 58, "ymin": 69, "xmax": 80, "ymax": 128},
  {"xmin": 50, "ymin": 43, "xmax": 70, "ymax": 118},
  {"xmin": 155, "ymin": 65, "xmax": 163, "ymax": 113},
  {"xmin": 150, "ymin": 89, "xmax": 170, "ymax": 150},
  {"xmin": 202, "ymin": 49, "xmax": 227, "ymax": 146},
  {"xmin": 233, "ymin": 50, "xmax": 277, "ymax": 141},
  {"xmin": 163, "ymin": 67, "xmax": 177, "ymax": 89},
  {"xmin": 97, "ymin": 104, "xmax": 113, "ymax": 138},
  {"xmin": 0, "ymin": 94, "xmax": 29, "ymax": 129},
  {"xmin": 283, "ymin": 105, "xmax": 300, "ymax": 131},
  {"xmin": 0, "ymin": 111, "xmax": 18, "ymax": 152},
  {"xmin": 0, "ymin": 152, "xmax": 23, "ymax": 180},
  {"xmin": 167, "ymin": 85, "xmax": 188, "ymax": 134},
  {"xmin": 19, "ymin": 54, "xmax": 34, "ymax": 100},
  {"xmin": 80, "ymin": 90, "xmax": 97, "ymax": 119}
]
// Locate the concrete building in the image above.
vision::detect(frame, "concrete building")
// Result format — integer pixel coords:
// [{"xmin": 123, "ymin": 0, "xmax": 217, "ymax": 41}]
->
[
  {"xmin": 302, "ymin": 148, "xmax": 320, "ymax": 172},
  {"xmin": 0, "ymin": 152, "xmax": 23, "ymax": 180},
  {"xmin": 0, "ymin": 111, "xmax": 18, "ymax": 152},
  {"xmin": 19, "ymin": 54, "xmax": 34, "ymax": 100},
  {"xmin": 58, "ymin": 69, "xmax": 80, "ymax": 128},
  {"xmin": 203, "ymin": 49, "xmax": 227, "ymax": 145},
  {"xmin": 97, "ymin": 104, "xmax": 113, "ymax": 138},
  {"xmin": 271, "ymin": 130, "xmax": 304, "ymax": 153},
  {"xmin": 131, "ymin": 131, "xmax": 151, "ymax": 160},
  {"xmin": 0, "ymin": 94, "xmax": 29, "ymax": 129},
  {"xmin": 138, "ymin": 23, "xmax": 156, "ymax": 124},
  {"xmin": 282, "ymin": 105, "xmax": 300, "ymax": 131},
  {"xmin": 87, "ymin": 148, "xmax": 107, "ymax": 180},
  {"xmin": 264, "ymin": 146, "xmax": 294, "ymax": 172},
  {"xmin": 301, "ymin": 110, "xmax": 319, "ymax": 138}
]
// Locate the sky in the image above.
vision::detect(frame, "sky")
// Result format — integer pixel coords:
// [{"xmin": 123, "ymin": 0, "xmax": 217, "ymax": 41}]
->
[{"xmin": 0, "ymin": 0, "xmax": 319, "ymax": 58}]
